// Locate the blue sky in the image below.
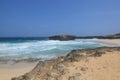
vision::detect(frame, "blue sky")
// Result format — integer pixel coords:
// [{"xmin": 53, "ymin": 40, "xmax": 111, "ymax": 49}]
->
[{"xmin": 0, "ymin": 0, "xmax": 120, "ymax": 37}]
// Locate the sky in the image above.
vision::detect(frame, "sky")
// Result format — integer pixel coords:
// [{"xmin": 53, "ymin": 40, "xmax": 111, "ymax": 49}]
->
[{"xmin": 0, "ymin": 0, "xmax": 120, "ymax": 37}]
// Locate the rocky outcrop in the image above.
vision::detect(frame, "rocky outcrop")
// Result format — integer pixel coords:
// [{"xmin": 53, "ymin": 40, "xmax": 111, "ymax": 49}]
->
[
  {"xmin": 11, "ymin": 47, "xmax": 120, "ymax": 80},
  {"xmin": 49, "ymin": 35, "xmax": 76, "ymax": 41},
  {"xmin": 78, "ymin": 33, "xmax": 120, "ymax": 39},
  {"xmin": 48, "ymin": 33, "xmax": 120, "ymax": 40}
]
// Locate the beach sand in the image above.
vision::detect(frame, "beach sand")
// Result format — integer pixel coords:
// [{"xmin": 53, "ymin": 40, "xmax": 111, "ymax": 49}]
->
[
  {"xmin": 58, "ymin": 50, "xmax": 120, "ymax": 80},
  {"xmin": 0, "ymin": 62, "xmax": 37, "ymax": 80},
  {"xmin": 12, "ymin": 47, "xmax": 120, "ymax": 80},
  {"xmin": 1, "ymin": 39, "xmax": 120, "ymax": 80},
  {"xmin": 93, "ymin": 39, "xmax": 120, "ymax": 46}
]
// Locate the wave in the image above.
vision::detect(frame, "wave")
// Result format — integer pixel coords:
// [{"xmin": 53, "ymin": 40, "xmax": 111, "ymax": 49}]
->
[{"xmin": 0, "ymin": 39, "xmax": 102, "ymax": 61}]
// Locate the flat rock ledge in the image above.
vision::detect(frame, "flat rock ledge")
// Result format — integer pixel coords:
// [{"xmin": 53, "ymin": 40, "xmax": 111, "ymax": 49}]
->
[{"xmin": 12, "ymin": 47, "xmax": 120, "ymax": 80}]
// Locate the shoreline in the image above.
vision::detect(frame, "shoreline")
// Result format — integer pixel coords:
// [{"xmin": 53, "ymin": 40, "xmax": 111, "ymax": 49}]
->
[
  {"xmin": 12, "ymin": 47, "xmax": 120, "ymax": 80},
  {"xmin": 92, "ymin": 39, "xmax": 120, "ymax": 47},
  {"xmin": 0, "ymin": 39, "xmax": 120, "ymax": 80}
]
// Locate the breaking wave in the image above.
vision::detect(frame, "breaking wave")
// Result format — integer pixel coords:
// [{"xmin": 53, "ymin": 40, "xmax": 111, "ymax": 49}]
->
[{"xmin": 0, "ymin": 39, "xmax": 102, "ymax": 62}]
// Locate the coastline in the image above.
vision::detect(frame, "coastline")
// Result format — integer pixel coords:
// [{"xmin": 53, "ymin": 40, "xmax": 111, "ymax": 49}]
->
[
  {"xmin": 12, "ymin": 47, "xmax": 120, "ymax": 80},
  {"xmin": 0, "ymin": 39, "xmax": 120, "ymax": 80}
]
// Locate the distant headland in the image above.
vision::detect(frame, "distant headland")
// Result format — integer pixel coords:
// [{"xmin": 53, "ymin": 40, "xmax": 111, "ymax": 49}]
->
[
  {"xmin": 49, "ymin": 33, "xmax": 120, "ymax": 40},
  {"xmin": 48, "ymin": 35, "xmax": 76, "ymax": 40}
]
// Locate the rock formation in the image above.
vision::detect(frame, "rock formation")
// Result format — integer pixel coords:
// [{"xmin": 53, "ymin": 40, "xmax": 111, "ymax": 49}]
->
[
  {"xmin": 49, "ymin": 35, "xmax": 76, "ymax": 41},
  {"xmin": 48, "ymin": 33, "xmax": 120, "ymax": 40},
  {"xmin": 11, "ymin": 47, "xmax": 120, "ymax": 80},
  {"xmin": 77, "ymin": 33, "xmax": 120, "ymax": 39}
]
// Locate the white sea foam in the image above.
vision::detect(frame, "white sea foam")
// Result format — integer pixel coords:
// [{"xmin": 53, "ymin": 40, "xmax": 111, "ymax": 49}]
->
[{"xmin": 0, "ymin": 39, "xmax": 102, "ymax": 61}]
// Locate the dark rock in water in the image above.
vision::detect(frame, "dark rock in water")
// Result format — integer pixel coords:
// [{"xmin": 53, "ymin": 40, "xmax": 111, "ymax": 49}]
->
[{"xmin": 49, "ymin": 35, "xmax": 76, "ymax": 41}]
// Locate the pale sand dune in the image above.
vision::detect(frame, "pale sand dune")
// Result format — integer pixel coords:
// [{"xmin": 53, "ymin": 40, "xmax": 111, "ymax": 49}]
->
[{"xmin": 0, "ymin": 62, "xmax": 37, "ymax": 80}]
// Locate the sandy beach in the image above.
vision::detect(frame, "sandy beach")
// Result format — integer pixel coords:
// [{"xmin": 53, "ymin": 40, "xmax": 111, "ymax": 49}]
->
[
  {"xmin": 93, "ymin": 39, "xmax": 120, "ymax": 46},
  {"xmin": 0, "ymin": 39, "xmax": 120, "ymax": 80},
  {"xmin": 56, "ymin": 49, "xmax": 120, "ymax": 80},
  {"xmin": 0, "ymin": 62, "xmax": 37, "ymax": 80},
  {"xmin": 1, "ymin": 0, "xmax": 120, "ymax": 79},
  {"xmin": 12, "ymin": 47, "xmax": 120, "ymax": 80}
]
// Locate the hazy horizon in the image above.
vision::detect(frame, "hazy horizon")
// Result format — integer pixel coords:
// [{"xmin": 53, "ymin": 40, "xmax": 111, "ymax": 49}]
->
[
  {"xmin": 0, "ymin": 0, "xmax": 120, "ymax": 37},
  {"xmin": 0, "ymin": 32, "xmax": 119, "ymax": 38}
]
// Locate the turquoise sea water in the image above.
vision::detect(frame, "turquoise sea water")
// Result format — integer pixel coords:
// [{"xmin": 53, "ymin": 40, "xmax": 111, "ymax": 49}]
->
[{"xmin": 0, "ymin": 38, "xmax": 102, "ymax": 62}]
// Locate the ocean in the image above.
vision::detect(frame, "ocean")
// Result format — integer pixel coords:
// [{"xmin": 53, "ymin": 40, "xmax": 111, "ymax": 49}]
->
[{"xmin": 0, "ymin": 37, "xmax": 102, "ymax": 63}]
